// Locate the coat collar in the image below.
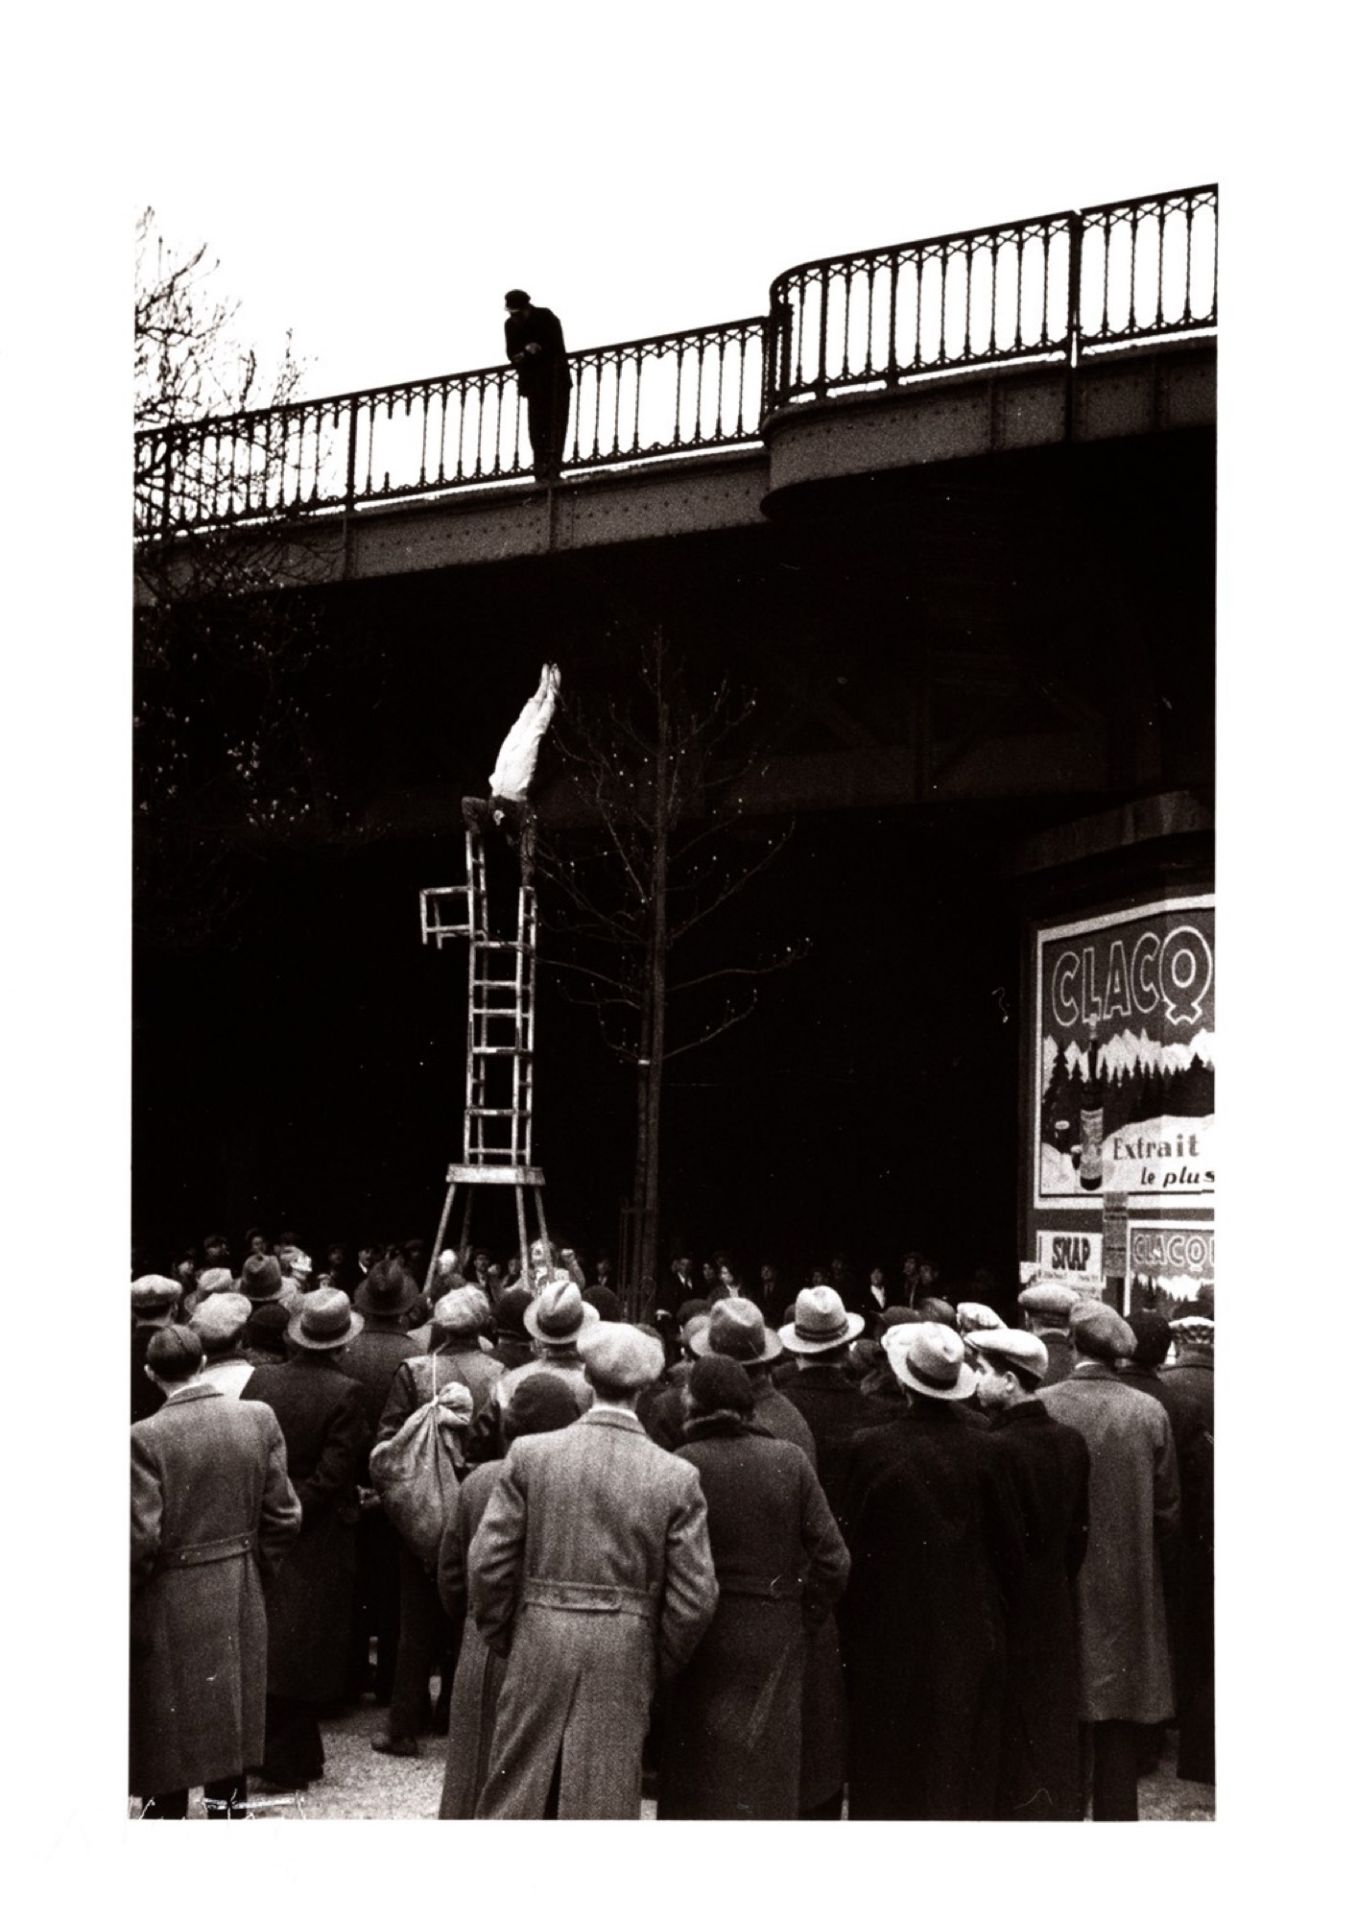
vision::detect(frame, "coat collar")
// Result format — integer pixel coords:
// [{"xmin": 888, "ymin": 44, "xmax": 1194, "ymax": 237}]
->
[
  {"xmin": 988, "ymin": 1397, "xmax": 1049, "ymax": 1429},
  {"xmin": 681, "ymin": 1410, "xmax": 749, "ymax": 1442},
  {"xmin": 161, "ymin": 1379, "xmax": 225, "ymax": 1408},
  {"xmin": 1069, "ymin": 1360, "xmax": 1118, "ymax": 1381},
  {"xmin": 788, "ymin": 1366, "xmax": 853, "ymax": 1393},
  {"xmin": 1173, "ymin": 1351, "xmax": 1214, "ymax": 1371},
  {"xmin": 581, "ymin": 1405, "xmax": 642, "ymax": 1431}
]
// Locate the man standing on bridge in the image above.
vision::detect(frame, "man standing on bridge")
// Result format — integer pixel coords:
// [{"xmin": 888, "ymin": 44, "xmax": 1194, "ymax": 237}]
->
[{"xmin": 504, "ymin": 289, "xmax": 571, "ymax": 482}]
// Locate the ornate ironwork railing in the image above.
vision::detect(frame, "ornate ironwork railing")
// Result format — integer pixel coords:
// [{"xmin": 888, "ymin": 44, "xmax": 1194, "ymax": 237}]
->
[
  {"xmin": 134, "ymin": 186, "xmax": 1215, "ymax": 540},
  {"xmin": 134, "ymin": 315, "xmax": 767, "ymax": 539},
  {"xmin": 765, "ymin": 185, "xmax": 1217, "ymax": 407}
]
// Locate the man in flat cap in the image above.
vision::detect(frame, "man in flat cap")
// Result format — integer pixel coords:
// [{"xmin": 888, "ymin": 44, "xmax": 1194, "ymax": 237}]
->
[
  {"xmin": 131, "ymin": 1275, "xmax": 183, "ymax": 1423},
  {"xmin": 469, "ymin": 1322, "xmax": 718, "ymax": 1818},
  {"xmin": 1018, "ymin": 1281, "xmax": 1080, "ymax": 1385},
  {"xmin": 241, "ymin": 1290, "xmax": 370, "ymax": 1789},
  {"xmin": 131, "ymin": 1326, "xmax": 301, "ymax": 1817},
  {"xmin": 971, "ymin": 1326, "xmax": 1090, "ymax": 1819},
  {"xmin": 1039, "ymin": 1300, "xmax": 1179, "ymax": 1819},
  {"xmin": 190, "ymin": 1292, "xmax": 258, "ymax": 1399},
  {"xmin": 472, "ymin": 1277, "xmax": 598, "ymax": 1461},
  {"xmin": 839, "ymin": 1323, "xmax": 1024, "ymax": 1820}
]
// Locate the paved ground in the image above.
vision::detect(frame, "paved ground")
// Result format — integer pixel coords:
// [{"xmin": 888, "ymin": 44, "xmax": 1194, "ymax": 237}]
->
[{"xmin": 133, "ymin": 1699, "xmax": 1213, "ymax": 1821}]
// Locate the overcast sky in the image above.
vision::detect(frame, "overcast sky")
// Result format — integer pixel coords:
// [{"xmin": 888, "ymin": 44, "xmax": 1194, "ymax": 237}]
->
[{"xmin": 136, "ymin": 2, "xmax": 1226, "ymax": 404}]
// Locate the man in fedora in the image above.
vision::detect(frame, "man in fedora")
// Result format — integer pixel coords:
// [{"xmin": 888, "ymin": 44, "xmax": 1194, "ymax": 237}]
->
[
  {"xmin": 779, "ymin": 1286, "xmax": 896, "ymax": 1534},
  {"xmin": 840, "ymin": 1322, "xmax": 1024, "ymax": 1820},
  {"xmin": 1018, "ymin": 1281, "xmax": 1081, "ymax": 1385},
  {"xmin": 241, "ymin": 1289, "xmax": 370, "ymax": 1789},
  {"xmin": 339, "ymin": 1261, "xmax": 421, "ymax": 1433},
  {"xmin": 131, "ymin": 1274, "xmax": 183, "ymax": 1422},
  {"xmin": 1039, "ymin": 1300, "xmax": 1179, "ymax": 1820},
  {"xmin": 190, "ymin": 1292, "xmax": 258, "ymax": 1400},
  {"xmin": 470, "ymin": 1322, "xmax": 717, "ymax": 1818},
  {"xmin": 503, "ymin": 290, "xmax": 571, "ymax": 482},
  {"xmin": 131, "ymin": 1326, "xmax": 301, "ymax": 1818},
  {"xmin": 691, "ymin": 1297, "xmax": 815, "ymax": 1464},
  {"xmin": 970, "ymin": 1325, "xmax": 1090, "ymax": 1819}
]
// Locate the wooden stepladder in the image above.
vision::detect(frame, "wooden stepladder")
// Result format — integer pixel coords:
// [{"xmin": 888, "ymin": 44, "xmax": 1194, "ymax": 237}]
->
[{"xmin": 419, "ymin": 828, "xmax": 550, "ymax": 1287}]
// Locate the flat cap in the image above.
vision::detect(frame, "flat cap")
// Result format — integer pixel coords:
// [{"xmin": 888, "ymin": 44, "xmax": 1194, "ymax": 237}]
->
[
  {"xmin": 195, "ymin": 1266, "xmax": 238, "ymax": 1296},
  {"xmin": 578, "ymin": 1322, "xmax": 665, "ymax": 1394},
  {"xmin": 1069, "ymin": 1299, "xmax": 1136, "ymax": 1361},
  {"xmin": 688, "ymin": 1354, "xmax": 755, "ymax": 1416},
  {"xmin": 1018, "ymin": 1281, "xmax": 1080, "ymax": 1319},
  {"xmin": 434, "ymin": 1287, "xmax": 492, "ymax": 1337},
  {"xmin": 917, "ymin": 1296, "xmax": 958, "ymax": 1328},
  {"xmin": 957, "ymin": 1301, "xmax": 1003, "ymax": 1334},
  {"xmin": 967, "ymin": 1326, "xmax": 1050, "ymax": 1381},
  {"xmin": 131, "ymin": 1274, "xmax": 183, "ymax": 1314},
  {"xmin": 506, "ymin": 1372, "xmax": 581, "ymax": 1437},
  {"xmin": 190, "ymin": 1292, "xmax": 253, "ymax": 1348}
]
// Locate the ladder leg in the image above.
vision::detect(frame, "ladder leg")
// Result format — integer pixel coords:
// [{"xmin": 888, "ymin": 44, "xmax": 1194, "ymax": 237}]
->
[
  {"xmin": 458, "ymin": 1183, "xmax": 475, "ymax": 1269},
  {"xmin": 532, "ymin": 1185, "xmax": 551, "ymax": 1273},
  {"xmin": 428, "ymin": 1172, "xmax": 457, "ymax": 1290},
  {"xmin": 514, "ymin": 1183, "xmax": 531, "ymax": 1291}
]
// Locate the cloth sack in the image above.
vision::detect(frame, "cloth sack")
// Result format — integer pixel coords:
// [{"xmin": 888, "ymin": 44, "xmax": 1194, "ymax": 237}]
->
[{"xmin": 369, "ymin": 1357, "xmax": 473, "ymax": 1570}]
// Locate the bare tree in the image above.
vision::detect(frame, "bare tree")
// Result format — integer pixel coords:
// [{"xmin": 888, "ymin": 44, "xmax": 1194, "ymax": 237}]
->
[
  {"xmin": 133, "ymin": 211, "xmax": 367, "ymax": 949},
  {"xmin": 536, "ymin": 629, "xmax": 807, "ymax": 1314}
]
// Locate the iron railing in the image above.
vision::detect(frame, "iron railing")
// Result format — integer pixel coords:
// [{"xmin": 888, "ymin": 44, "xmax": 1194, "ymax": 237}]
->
[
  {"xmin": 765, "ymin": 184, "xmax": 1217, "ymax": 406},
  {"xmin": 134, "ymin": 186, "xmax": 1216, "ymax": 539}
]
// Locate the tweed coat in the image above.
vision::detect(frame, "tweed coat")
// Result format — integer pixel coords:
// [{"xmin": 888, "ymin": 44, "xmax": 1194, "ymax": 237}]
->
[
  {"xmin": 435, "ymin": 1460, "xmax": 506, "ymax": 1819},
  {"xmin": 1039, "ymin": 1363, "xmax": 1179, "ymax": 1723},
  {"xmin": 241, "ymin": 1353, "xmax": 369, "ymax": 1702},
  {"xmin": 986, "ymin": 1398, "xmax": 1090, "ymax": 1818},
  {"xmin": 840, "ymin": 1400, "xmax": 1024, "ymax": 1820},
  {"xmin": 469, "ymin": 1406, "xmax": 718, "ymax": 1818},
  {"xmin": 660, "ymin": 1417, "xmax": 849, "ymax": 1820},
  {"xmin": 130, "ymin": 1382, "xmax": 301, "ymax": 1797},
  {"xmin": 131, "ymin": 1322, "xmax": 163, "ymax": 1424}
]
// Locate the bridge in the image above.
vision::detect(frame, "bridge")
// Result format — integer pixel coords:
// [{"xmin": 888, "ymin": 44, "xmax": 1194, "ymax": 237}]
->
[{"xmin": 134, "ymin": 185, "xmax": 1216, "ymax": 580}]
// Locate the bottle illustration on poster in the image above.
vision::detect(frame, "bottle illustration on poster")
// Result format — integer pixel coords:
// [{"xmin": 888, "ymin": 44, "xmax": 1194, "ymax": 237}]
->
[{"xmin": 1035, "ymin": 898, "xmax": 1214, "ymax": 1207}]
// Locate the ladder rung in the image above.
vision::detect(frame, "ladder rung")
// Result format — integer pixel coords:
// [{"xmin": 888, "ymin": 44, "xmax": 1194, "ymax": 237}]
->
[
  {"xmin": 470, "ymin": 1107, "xmax": 531, "ymax": 1117},
  {"xmin": 472, "ymin": 1045, "xmax": 531, "ymax": 1055}
]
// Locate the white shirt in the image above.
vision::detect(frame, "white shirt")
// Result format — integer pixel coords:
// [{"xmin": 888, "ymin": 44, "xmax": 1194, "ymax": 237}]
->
[{"xmin": 490, "ymin": 667, "xmax": 559, "ymax": 801}]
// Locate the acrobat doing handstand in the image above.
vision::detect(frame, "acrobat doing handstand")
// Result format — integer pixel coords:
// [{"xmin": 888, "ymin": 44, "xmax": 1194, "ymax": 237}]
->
[{"xmin": 461, "ymin": 661, "xmax": 560, "ymax": 883}]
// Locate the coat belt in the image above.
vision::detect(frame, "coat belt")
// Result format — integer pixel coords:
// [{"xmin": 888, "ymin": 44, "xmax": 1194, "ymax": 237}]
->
[
  {"xmin": 521, "ymin": 1576, "xmax": 657, "ymax": 1619},
  {"xmin": 157, "ymin": 1531, "xmax": 255, "ymax": 1570},
  {"xmin": 719, "ymin": 1572, "xmax": 803, "ymax": 1602}
]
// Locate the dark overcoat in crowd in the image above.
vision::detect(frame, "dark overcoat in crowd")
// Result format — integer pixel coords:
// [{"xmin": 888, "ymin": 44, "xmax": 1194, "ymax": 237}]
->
[
  {"xmin": 469, "ymin": 1407, "xmax": 718, "ymax": 1818},
  {"xmin": 987, "ymin": 1397, "xmax": 1090, "ymax": 1819},
  {"xmin": 840, "ymin": 1400, "xmax": 1024, "ymax": 1820},
  {"xmin": 1153, "ymin": 1351, "xmax": 1215, "ymax": 1780},
  {"xmin": 131, "ymin": 1322, "xmax": 163, "ymax": 1424},
  {"xmin": 779, "ymin": 1365, "xmax": 896, "ymax": 1534},
  {"xmin": 241, "ymin": 1353, "xmax": 369, "ymax": 1703},
  {"xmin": 337, "ymin": 1322, "xmax": 418, "ymax": 1450},
  {"xmin": 659, "ymin": 1415, "xmax": 849, "ymax": 1819},
  {"xmin": 130, "ymin": 1383, "xmax": 301, "ymax": 1797},
  {"xmin": 436, "ymin": 1460, "xmax": 506, "ymax": 1819},
  {"xmin": 1039, "ymin": 1364, "xmax": 1179, "ymax": 1724}
]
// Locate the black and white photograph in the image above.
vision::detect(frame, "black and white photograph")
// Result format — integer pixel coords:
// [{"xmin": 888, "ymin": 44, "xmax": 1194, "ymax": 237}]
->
[{"xmin": 6, "ymin": 0, "xmax": 1349, "ymax": 1899}]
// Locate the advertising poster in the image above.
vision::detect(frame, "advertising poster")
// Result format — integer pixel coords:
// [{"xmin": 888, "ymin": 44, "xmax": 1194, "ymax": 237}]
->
[{"xmin": 1034, "ymin": 895, "xmax": 1215, "ymax": 1210}]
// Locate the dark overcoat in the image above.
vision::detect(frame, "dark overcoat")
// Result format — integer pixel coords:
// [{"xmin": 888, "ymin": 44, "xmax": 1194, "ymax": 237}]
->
[
  {"xmin": 840, "ymin": 1400, "xmax": 1024, "ymax": 1820},
  {"xmin": 779, "ymin": 1365, "xmax": 896, "ymax": 1534},
  {"xmin": 337, "ymin": 1323, "xmax": 419, "ymax": 1451},
  {"xmin": 1039, "ymin": 1364, "xmax": 1179, "ymax": 1723},
  {"xmin": 987, "ymin": 1398, "xmax": 1090, "ymax": 1818},
  {"xmin": 1144, "ymin": 1353, "xmax": 1214, "ymax": 1778},
  {"xmin": 131, "ymin": 1322, "xmax": 163, "ymax": 1424},
  {"xmin": 1039, "ymin": 1329, "xmax": 1076, "ymax": 1386},
  {"xmin": 436, "ymin": 1460, "xmax": 506, "ymax": 1819},
  {"xmin": 659, "ymin": 1416, "xmax": 849, "ymax": 1819},
  {"xmin": 130, "ymin": 1382, "xmax": 300, "ymax": 1797},
  {"xmin": 469, "ymin": 1406, "xmax": 717, "ymax": 1818},
  {"xmin": 241, "ymin": 1352, "xmax": 369, "ymax": 1702},
  {"xmin": 380, "ymin": 1343, "xmax": 505, "ymax": 1438}
]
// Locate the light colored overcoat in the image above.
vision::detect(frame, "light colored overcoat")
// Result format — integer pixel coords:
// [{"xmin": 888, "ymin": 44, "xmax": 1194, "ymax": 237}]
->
[
  {"xmin": 469, "ymin": 1406, "xmax": 717, "ymax": 1818},
  {"xmin": 1039, "ymin": 1363, "xmax": 1180, "ymax": 1722},
  {"xmin": 130, "ymin": 1382, "xmax": 300, "ymax": 1797}
]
